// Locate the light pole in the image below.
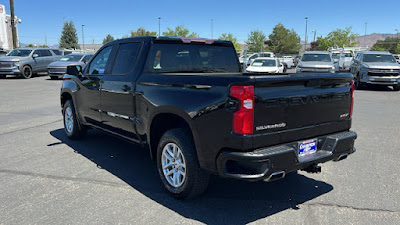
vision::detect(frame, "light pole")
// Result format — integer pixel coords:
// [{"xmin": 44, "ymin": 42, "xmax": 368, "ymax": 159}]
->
[
  {"xmin": 304, "ymin": 17, "xmax": 308, "ymax": 51},
  {"xmin": 158, "ymin": 17, "xmax": 161, "ymax": 36},
  {"xmin": 81, "ymin": 25, "xmax": 85, "ymax": 52},
  {"xmin": 312, "ymin": 30, "xmax": 316, "ymax": 43},
  {"xmin": 395, "ymin": 29, "xmax": 399, "ymax": 39},
  {"xmin": 364, "ymin": 22, "xmax": 367, "ymax": 36},
  {"xmin": 211, "ymin": 19, "xmax": 213, "ymax": 39},
  {"xmin": 9, "ymin": 0, "xmax": 17, "ymax": 48}
]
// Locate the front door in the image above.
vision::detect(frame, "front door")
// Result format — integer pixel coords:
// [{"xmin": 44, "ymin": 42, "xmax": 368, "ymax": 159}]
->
[
  {"xmin": 77, "ymin": 45, "xmax": 115, "ymax": 126},
  {"xmin": 100, "ymin": 42, "xmax": 142, "ymax": 141}
]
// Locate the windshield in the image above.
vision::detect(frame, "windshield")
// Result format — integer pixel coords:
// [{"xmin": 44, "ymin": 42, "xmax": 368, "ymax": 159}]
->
[
  {"xmin": 302, "ymin": 54, "xmax": 332, "ymax": 62},
  {"xmin": 7, "ymin": 49, "xmax": 32, "ymax": 57},
  {"xmin": 260, "ymin": 53, "xmax": 272, "ymax": 57},
  {"xmin": 331, "ymin": 53, "xmax": 340, "ymax": 57},
  {"xmin": 60, "ymin": 54, "xmax": 83, "ymax": 62},
  {"xmin": 341, "ymin": 53, "xmax": 353, "ymax": 57},
  {"xmin": 363, "ymin": 54, "xmax": 396, "ymax": 63},
  {"xmin": 144, "ymin": 43, "xmax": 240, "ymax": 73},
  {"xmin": 251, "ymin": 59, "xmax": 276, "ymax": 67}
]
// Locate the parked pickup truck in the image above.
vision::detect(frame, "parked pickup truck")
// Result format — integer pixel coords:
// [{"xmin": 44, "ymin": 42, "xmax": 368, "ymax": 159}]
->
[
  {"xmin": 350, "ymin": 51, "xmax": 400, "ymax": 90},
  {"xmin": 61, "ymin": 36, "xmax": 357, "ymax": 199}
]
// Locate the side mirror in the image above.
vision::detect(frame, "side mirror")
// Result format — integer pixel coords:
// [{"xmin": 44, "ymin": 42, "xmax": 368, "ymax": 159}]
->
[
  {"xmin": 333, "ymin": 58, "xmax": 339, "ymax": 63},
  {"xmin": 66, "ymin": 65, "xmax": 83, "ymax": 76},
  {"xmin": 32, "ymin": 54, "xmax": 39, "ymax": 58},
  {"xmin": 279, "ymin": 63, "xmax": 284, "ymax": 67}
]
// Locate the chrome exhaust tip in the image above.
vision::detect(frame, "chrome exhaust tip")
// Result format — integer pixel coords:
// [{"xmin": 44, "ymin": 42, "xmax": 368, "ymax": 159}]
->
[
  {"xmin": 266, "ymin": 171, "xmax": 286, "ymax": 181},
  {"xmin": 334, "ymin": 153, "xmax": 348, "ymax": 162}
]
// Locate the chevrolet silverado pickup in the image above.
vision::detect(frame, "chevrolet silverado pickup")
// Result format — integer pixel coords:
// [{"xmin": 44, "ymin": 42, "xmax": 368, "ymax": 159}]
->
[
  {"xmin": 60, "ymin": 36, "xmax": 357, "ymax": 199},
  {"xmin": 350, "ymin": 51, "xmax": 400, "ymax": 90}
]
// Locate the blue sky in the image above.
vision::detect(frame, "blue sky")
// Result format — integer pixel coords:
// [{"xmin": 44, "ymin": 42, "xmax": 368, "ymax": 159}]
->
[{"xmin": 1, "ymin": 0, "xmax": 399, "ymax": 46}]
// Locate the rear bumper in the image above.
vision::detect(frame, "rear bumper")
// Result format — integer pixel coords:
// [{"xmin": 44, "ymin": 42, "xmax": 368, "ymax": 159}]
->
[{"xmin": 216, "ymin": 130, "xmax": 357, "ymax": 181}]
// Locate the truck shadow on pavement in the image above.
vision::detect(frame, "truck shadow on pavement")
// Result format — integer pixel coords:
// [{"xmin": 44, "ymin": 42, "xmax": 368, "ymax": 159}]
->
[{"xmin": 50, "ymin": 128, "xmax": 333, "ymax": 224}]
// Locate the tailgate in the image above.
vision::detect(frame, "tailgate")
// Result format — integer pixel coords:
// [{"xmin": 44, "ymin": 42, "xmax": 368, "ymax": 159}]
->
[{"xmin": 252, "ymin": 73, "xmax": 353, "ymax": 148}]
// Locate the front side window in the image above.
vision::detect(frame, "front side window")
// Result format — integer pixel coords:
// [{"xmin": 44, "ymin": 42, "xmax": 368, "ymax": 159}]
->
[
  {"xmin": 88, "ymin": 46, "xmax": 113, "ymax": 75},
  {"xmin": 302, "ymin": 54, "xmax": 332, "ymax": 62},
  {"xmin": 144, "ymin": 43, "xmax": 240, "ymax": 73},
  {"xmin": 362, "ymin": 54, "xmax": 396, "ymax": 63},
  {"xmin": 7, "ymin": 49, "xmax": 32, "ymax": 57},
  {"xmin": 111, "ymin": 43, "xmax": 142, "ymax": 75},
  {"xmin": 33, "ymin": 50, "xmax": 42, "ymax": 57}
]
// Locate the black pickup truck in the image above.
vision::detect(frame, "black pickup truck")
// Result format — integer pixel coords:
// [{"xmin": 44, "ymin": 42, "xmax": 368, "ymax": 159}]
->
[{"xmin": 61, "ymin": 36, "xmax": 357, "ymax": 199}]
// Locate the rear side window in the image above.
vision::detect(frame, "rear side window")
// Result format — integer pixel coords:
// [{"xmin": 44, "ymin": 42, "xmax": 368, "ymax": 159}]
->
[
  {"xmin": 40, "ymin": 50, "xmax": 52, "ymax": 56},
  {"xmin": 52, "ymin": 49, "xmax": 61, "ymax": 55},
  {"xmin": 111, "ymin": 43, "xmax": 142, "ymax": 75},
  {"xmin": 144, "ymin": 43, "xmax": 240, "ymax": 73}
]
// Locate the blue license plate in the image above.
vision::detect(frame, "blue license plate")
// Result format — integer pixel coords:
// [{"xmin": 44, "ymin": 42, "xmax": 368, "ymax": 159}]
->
[{"xmin": 298, "ymin": 139, "xmax": 317, "ymax": 157}]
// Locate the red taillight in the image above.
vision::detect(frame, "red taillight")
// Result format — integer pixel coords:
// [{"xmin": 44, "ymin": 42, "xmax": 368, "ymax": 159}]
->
[
  {"xmin": 292, "ymin": 58, "xmax": 295, "ymax": 64},
  {"xmin": 230, "ymin": 85, "xmax": 254, "ymax": 135},
  {"xmin": 350, "ymin": 80, "xmax": 354, "ymax": 117}
]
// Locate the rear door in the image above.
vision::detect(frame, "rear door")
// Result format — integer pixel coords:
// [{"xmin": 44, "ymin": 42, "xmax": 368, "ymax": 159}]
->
[
  {"xmin": 39, "ymin": 50, "xmax": 54, "ymax": 71},
  {"xmin": 100, "ymin": 42, "xmax": 143, "ymax": 140}
]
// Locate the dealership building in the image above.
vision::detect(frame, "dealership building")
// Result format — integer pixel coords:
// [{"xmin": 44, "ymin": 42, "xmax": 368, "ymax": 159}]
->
[{"xmin": 0, "ymin": 4, "xmax": 20, "ymax": 50}]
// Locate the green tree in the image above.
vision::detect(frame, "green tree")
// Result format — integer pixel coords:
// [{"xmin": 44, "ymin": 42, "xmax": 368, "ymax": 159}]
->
[
  {"xmin": 130, "ymin": 27, "xmax": 157, "ymax": 37},
  {"xmin": 246, "ymin": 29, "xmax": 267, "ymax": 52},
  {"xmin": 163, "ymin": 25, "xmax": 198, "ymax": 37},
  {"xmin": 218, "ymin": 33, "xmax": 241, "ymax": 51},
  {"xmin": 265, "ymin": 23, "xmax": 301, "ymax": 54},
  {"xmin": 371, "ymin": 38, "xmax": 400, "ymax": 53},
  {"xmin": 59, "ymin": 21, "xmax": 80, "ymax": 49},
  {"xmin": 315, "ymin": 36, "xmax": 332, "ymax": 50},
  {"xmin": 327, "ymin": 27, "xmax": 358, "ymax": 47},
  {"xmin": 316, "ymin": 27, "xmax": 358, "ymax": 50},
  {"xmin": 102, "ymin": 34, "xmax": 115, "ymax": 44}
]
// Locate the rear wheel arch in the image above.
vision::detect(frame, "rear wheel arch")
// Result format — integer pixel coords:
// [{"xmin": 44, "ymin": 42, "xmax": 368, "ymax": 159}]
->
[{"xmin": 149, "ymin": 112, "xmax": 199, "ymax": 161}]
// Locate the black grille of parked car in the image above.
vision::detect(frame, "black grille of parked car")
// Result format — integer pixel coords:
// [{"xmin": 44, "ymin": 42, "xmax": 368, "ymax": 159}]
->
[
  {"xmin": 48, "ymin": 68, "xmax": 66, "ymax": 74},
  {"xmin": 0, "ymin": 62, "xmax": 13, "ymax": 68},
  {"xmin": 368, "ymin": 69, "xmax": 400, "ymax": 76}
]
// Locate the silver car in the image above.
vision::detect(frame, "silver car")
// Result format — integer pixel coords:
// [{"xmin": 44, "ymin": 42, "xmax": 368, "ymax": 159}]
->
[
  {"xmin": 296, "ymin": 51, "xmax": 337, "ymax": 73},
  {"xmin": 48, "ymin": 53, "xmax": 93, "ymax": 79},
  {"xmin": 0, "ymin": 48, "xmax": 62, "ymax": 79}
]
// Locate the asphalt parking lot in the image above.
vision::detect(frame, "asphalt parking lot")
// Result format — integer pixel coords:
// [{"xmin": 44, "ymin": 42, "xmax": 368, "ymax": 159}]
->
[{"xmin": 1, "ymin": 74, "xmax": 400, "ymax": 224}]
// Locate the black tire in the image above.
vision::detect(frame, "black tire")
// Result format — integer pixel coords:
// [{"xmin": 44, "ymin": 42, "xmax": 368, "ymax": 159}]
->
[
  {"xmin": 393, "ymin": 85, "xmax": 400, "ymax": 91},
  {"xmin": 157, "ymin": 128, "xmax": 209, "ymax": 199},
  {"xmin": 0, "ymin": 75, "xmax": 6, "ymax": 79},
  {"xmin": 63, "ymin": 100, "xmax": 87, "ymax": 139},
  {"xmin": 50, "ymin": 76, "xmax": 58, "ymax": 80},
  {"xmin": 283, "ymin": 65, "xmax": 287, "ymax": 73},
  {"xmin": 21, "ymin": 65, "xmax": 33, "ymax": 79},
  {"xmin": 355, "ymin": 74, "xmax": 363, "ymax": 90}
]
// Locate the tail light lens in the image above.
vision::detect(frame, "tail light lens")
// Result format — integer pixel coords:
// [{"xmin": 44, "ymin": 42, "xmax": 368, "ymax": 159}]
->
[
  {"xmin": 350, "ymin": 80, "xmax": 354, "ymax": 117},
  {"xmin": 230, "ymin": 85, "xmax": 254, "ymax": 135},
  {"xmin": 292, "ymin": 58, "xmax": 295, "ymax": 64}
]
